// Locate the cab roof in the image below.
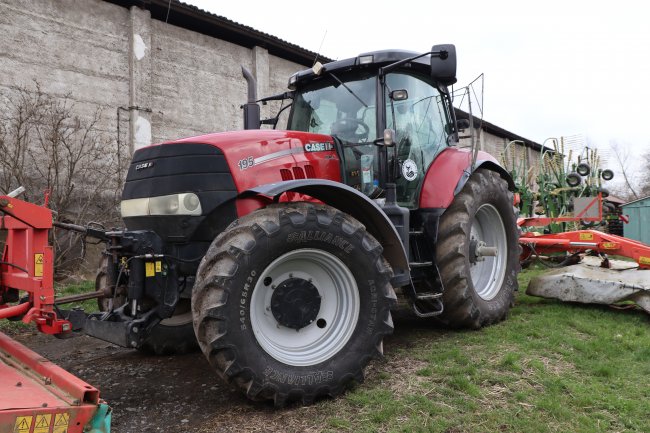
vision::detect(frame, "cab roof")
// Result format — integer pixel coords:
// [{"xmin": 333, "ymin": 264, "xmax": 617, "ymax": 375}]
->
[{"xmin": 290, "ymin": 49, "xmax": 431, "ymax": 89}]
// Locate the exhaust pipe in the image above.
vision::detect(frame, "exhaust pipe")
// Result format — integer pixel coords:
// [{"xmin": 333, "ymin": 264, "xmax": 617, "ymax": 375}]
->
[{"xmin": 241, "ymin": 66, "xmax": 260, "ymax": 130}]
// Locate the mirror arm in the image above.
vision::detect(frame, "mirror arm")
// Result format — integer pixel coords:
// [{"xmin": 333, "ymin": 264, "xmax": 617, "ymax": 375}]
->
[{"xmin": 379, "ymin": 50, "xmax": 447, "ymax": 77}]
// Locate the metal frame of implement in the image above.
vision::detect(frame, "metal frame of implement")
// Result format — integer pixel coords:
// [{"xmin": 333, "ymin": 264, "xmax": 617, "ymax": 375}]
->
[{"xmin": 0, "ymin": 193, "xmax": 110, "ymax": 433}]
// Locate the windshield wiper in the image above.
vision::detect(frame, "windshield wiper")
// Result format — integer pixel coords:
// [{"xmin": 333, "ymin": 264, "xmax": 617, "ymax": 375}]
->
[
  {"xmin": 328, "ymin": 72, "xmax": 368, "ymax": 108},
  {"xmin": 312, "ymin": 61, "xmax": 368, "ymax": 108}
]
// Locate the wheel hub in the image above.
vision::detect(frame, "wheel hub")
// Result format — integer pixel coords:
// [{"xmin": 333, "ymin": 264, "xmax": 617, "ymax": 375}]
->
[{"xmin": 271, "ymin": 278, "xmax": 321, "ymax": 330}]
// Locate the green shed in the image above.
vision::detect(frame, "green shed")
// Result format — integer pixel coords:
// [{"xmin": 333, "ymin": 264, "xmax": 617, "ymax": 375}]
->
[{"xmin": 622, "ymin": 196, "xmax": 650, "ymax": 244}]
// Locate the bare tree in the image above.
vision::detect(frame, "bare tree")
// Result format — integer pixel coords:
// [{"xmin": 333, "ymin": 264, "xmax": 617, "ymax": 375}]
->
[
  {"xmin": 639, "ymin": 150, "xmax": 650, "ymax": 198},
  {"xmin": 608, "ymin": 140, "xmax": 640, "ymax": 201},
  {"xmin": 0, "ymin": 83, "xmax": 124, "ymax": 277}
]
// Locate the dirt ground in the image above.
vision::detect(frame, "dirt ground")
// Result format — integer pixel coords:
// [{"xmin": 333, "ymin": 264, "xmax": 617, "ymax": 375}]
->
[{"xmin": 14, "ymin": 311, "xmax": 427, "ymax": 433}]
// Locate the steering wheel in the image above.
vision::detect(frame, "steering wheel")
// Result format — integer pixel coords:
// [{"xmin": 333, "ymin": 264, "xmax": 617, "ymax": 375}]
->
[{"xmin": 331, "ymin": 117, "xmax": 370, "ymax": 142}]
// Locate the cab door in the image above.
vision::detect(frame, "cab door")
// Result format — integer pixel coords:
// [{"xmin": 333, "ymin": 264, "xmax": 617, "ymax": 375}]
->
[{"xmin": 385, "ymin": 72, "xmax": 452, "ymax": 208}]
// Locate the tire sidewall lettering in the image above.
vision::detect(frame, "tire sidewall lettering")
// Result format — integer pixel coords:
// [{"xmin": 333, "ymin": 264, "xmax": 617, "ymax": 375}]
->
[
  {"xmin": 286, "ymin": 230, "xmax": 355, "ymax": 254},
  {"xmin": 239, "ymin": 269, "xmax": 258, "ymax": 331}
]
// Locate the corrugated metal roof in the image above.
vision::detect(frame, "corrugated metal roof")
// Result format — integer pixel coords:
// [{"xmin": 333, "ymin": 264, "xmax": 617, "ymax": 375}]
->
[
  {"xmin": 103, "ymin": 0, "xmax": 332, "ymax": 66},
  {"xmin": 622, "ymin": 195, "xmax": 650, "ymax": 207},
  {"xmin": 455, "ymin": 108, "xmax": 551, "ymax": 153}
]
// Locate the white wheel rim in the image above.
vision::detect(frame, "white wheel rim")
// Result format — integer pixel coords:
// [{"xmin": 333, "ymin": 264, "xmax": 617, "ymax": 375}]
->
[
  {"xmin": 250, "ymin": 249, "xmax": 360, "ymax": 366},
  {"xmin": 469, "ymin": 204, "xmax": 508, "ymax": 300}
]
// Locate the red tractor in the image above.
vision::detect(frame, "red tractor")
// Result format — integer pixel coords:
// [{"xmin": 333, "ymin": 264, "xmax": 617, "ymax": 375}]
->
[{"xmin": 87, "ymin": 44, "xmax": 520, "ymax": 405}]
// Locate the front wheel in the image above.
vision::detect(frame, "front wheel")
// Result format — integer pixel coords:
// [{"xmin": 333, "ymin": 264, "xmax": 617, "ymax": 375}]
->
[
  {"xmin": 192, "ymin": 203, "xmax": 396, "ymax": 406},
  {"xmin": 435, "ymin": 169, "xmax": 520, "ymax": 328}
]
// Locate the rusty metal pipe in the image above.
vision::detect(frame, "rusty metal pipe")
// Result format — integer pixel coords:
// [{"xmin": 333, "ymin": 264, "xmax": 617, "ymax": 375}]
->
[
  {"xmin": 54, "ymin": 290, "xmax": 111, "ymax": 305},
  {"xmin": 53, "ymin": 221, "xmax": 88, "ymax": 234}
]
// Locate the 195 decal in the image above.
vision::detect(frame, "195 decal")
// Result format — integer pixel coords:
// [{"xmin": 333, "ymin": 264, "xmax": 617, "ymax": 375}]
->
[{"xmin": 238, "ymin": 156, "xmax": 254, "ymax": 170}]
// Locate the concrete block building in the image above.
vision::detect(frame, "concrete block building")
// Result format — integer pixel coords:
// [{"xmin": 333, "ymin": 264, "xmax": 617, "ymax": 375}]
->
[{"xmin": 0, "ymin": 0, "xmax": 545, "ymax": 164}]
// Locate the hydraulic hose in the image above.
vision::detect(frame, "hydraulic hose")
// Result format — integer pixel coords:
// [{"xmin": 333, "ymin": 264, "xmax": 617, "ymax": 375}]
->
[{"xmin": 0, "ymin": 301, "xmax": 30, "ymax": 320}]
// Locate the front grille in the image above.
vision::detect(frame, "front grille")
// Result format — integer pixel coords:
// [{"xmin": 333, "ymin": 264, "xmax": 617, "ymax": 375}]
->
[
  {"xmin": 122, "ymin": 143, "xmax": 238, "ymax": 242},
  {"xmin": 123, "ymin": 143, "xmax": 236, "ymax": 200}
]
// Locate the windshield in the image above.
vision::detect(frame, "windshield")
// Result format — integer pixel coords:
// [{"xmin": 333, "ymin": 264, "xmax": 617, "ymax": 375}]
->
[
  {"xmin": 287, "ymin": 69, "xmax": 451, "ymax": 207},
  {"xmin": 288, "ymin": 73, "xmax": 377, "ymax": 143}
]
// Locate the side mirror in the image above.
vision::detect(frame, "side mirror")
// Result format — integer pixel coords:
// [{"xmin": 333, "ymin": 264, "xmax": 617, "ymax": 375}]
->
[
  {"xmin": 374, "ymin": 128, "xmax": 396, "ymax": 147},
  {"xmin": 389, "ymin": 89, "xmax": 408, "ymax": 101},
  {"xmin": 431, "ymin": 44, "xmax": 457, "ymax": 86}
]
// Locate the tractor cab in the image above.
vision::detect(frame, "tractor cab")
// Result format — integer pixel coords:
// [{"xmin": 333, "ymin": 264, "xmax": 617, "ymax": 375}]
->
[{"xmin": 284, "ymin": 46, "xmax": 459, "ymax": 207}]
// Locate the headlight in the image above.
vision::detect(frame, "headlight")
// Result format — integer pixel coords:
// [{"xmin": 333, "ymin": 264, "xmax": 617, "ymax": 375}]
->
[
  {"xmin": 149, "ymin": 195, "xmax": 180, "ymax": 215},
  {"xmin": 121, "ymin": 193, "xmax": 202, "ymax": 217}
]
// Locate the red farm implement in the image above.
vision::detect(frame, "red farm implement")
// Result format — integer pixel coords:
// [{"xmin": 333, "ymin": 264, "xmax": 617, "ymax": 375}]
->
[
  {"xmin": 517, "ymin": 193, "xmax": 650, "ymax": 312},
  {"xmin": 0, "ymin": 189, "xmax": 110, "ymax": 433}
]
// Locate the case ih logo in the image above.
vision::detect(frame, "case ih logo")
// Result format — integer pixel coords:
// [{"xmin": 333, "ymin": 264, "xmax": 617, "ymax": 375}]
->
[
  {"xmin": 304, "ymin": 142, "xmax": 333, "ymax": 152},
  {"xmin": 135, "ymin": 162, "xmax": 154, "ymax": 171}
]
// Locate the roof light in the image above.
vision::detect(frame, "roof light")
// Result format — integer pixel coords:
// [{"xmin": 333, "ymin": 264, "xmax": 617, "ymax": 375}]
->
[{"xmin": 359, "ymin": 55, "xmax": 373, "ymax": 64}]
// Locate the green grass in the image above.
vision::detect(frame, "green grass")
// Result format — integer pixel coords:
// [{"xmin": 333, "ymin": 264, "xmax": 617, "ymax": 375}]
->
[
  {"xmin": 0, "ymin": 280, "xmax": 98, "ymax": 334},
  {"xmin": 311, "ymin": 264, "xmax": 650, "ymax": 433},
  {"xmin": 4, "ymin": 267, "xmax": 650, "ymax": 432}
]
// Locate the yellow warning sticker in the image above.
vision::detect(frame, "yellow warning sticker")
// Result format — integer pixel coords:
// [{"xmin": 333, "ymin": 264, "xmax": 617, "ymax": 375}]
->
[
  {"xmin": 155, "ymin": 261, "xmax": 162, "ymax": 273},
  {"xmin": 601, "ymin": 242, "xmax": 618, "ymax": 250},
  {"xmin": 33, "ymin": 414, "xmax": 51, "ymax": 433},
  {"xmin": 640, "ymin": 256, "xmax": 650, "ymax": 265},
  {"xmin": 579, "ymin": 233, "xmax": 594, "ymax": 241},
  {"xmin": 53, "ymin": 412, "xmax": 70, "ymax": 433},
  {"xmin": 145, "ymin": 261, "xmax": 155, "ymax": 277},
  {"xmin": 14, "ymin": 416, "xmax": 32, "ymax": 433},
  {"xmin": 34, "ymin": 253, "xmax": 44, "ymax": 277}
]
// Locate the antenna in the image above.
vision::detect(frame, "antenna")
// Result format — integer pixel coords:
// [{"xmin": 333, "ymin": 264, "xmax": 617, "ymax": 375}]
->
[{"xmin": 313, "ymin": 29, "xmax": 328, "ymax": 66}]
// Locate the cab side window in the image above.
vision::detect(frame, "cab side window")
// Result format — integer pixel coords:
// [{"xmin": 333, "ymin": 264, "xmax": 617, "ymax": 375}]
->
[{"xmin": 386, "ymin": 73, "xmax": 449, "ymax": 207}]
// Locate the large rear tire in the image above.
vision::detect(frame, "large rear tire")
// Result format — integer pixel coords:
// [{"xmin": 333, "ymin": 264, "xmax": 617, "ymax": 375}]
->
[
  {"xmin": 435, "ymin": 169, "xmax": 520, "ymax": 328},
  {"xmin": 192, "ymin": 203, "xmax": 396, "ymax": 406},
  {"xmin": 137, "ymin": 299, "xmax": 198, "ymax": 355}
]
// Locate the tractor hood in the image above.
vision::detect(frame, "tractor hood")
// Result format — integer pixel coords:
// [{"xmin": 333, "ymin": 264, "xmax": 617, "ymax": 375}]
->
[
  {"xmin": 168, "ymin": 129, "xmax": 342, "ymax": 193},
  {"xmin": 121, "ymin": 129, "xmax": 342, "ymax": 243}
]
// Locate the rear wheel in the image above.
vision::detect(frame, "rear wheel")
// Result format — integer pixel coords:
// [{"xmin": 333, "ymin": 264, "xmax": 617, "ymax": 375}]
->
[
  {"xmin": 137, "ymin": 299, "xmax": 197, "ymax": 355},
  {"xmin": 192, "ymin": 203, "xmax": 395, "ymax": 406},
  {"xmin": 435, "ymin": 169, "xmax": 520, "ymax": 328}
]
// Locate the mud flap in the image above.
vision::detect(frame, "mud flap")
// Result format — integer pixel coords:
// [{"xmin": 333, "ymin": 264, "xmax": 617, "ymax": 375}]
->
[{"xmin": 527, "ymin": 258, "xmax": 650, "ymax": 313}]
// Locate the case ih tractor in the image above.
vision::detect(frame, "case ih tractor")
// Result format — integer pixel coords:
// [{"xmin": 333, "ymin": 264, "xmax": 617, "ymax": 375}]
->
[{"xmin": 90, "ymin": 44, "xmax": 519, "ymax": 405}]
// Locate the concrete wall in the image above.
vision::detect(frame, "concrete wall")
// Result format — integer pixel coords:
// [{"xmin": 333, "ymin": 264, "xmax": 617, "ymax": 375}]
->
[
  {"xmin": 0, "ymin": 0, "xmax": 130, "ymax": 138},
  {"xmin": 0, "ymin": 0, "xmax": 306, "ymax": 153},
  {"xmin": 459, "ymin": 127, "xmax": 544, "ymax": 188}
]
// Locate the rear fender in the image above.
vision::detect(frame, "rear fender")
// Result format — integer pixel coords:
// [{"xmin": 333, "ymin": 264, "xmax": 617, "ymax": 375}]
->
[
  {"xmin": 240, "ymin": 179, "xmax": 410, "ymax": 282},
  {"xmin": 419, "ymin": 148, "xmax": 514, "ymax": 209}
]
